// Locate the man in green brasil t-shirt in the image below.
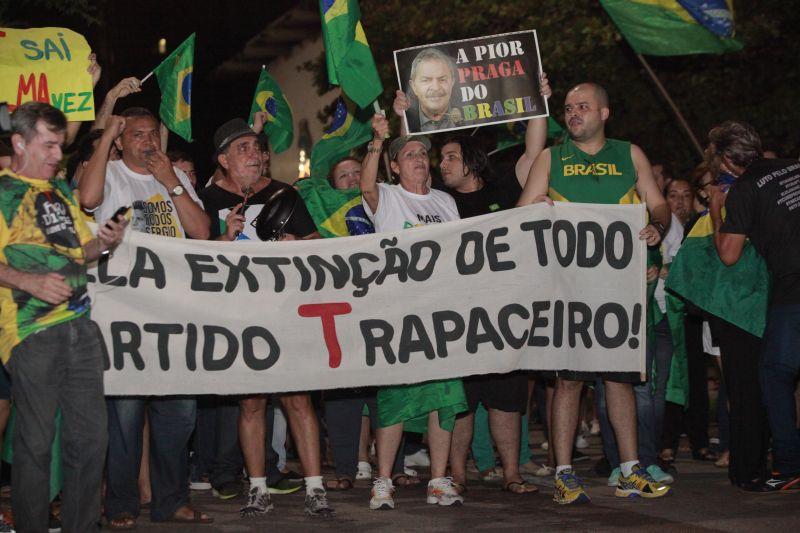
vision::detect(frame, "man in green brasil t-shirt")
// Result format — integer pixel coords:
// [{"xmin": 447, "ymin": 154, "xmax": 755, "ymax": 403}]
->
[
  {"xmin": 517, "ymin": 83, "xmax": 672, "ymax": 504},
  {"xmin": 0, "ymin": 102, "xmax": 126, "ymax": 532}
]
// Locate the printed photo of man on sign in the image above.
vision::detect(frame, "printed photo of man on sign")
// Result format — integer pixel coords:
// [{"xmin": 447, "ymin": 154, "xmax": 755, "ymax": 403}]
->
[{"xmin": 394, "ymin": 30, "xmax": 548, "ymax": 135}]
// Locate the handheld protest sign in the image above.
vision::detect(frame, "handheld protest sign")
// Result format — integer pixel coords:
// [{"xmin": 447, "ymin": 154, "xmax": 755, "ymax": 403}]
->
[
  {"xmin": 393, "ymin": 30, "xmax": 548, "ymax": 135},
  {"xmin": 0, "ymin": 27, "xmax": 95, "ymax": 121}
]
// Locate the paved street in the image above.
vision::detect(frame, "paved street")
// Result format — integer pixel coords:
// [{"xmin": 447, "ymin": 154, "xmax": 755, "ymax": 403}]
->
[{"xmin": 128, "ymin": 432, "xmax": 797, "ymax": 532}]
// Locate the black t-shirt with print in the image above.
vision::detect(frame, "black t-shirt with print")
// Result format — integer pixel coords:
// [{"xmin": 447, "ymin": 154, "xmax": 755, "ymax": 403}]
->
[
  {"xmin": 721, "ymin": 158, "xmax": 800, "ymax": 305},
  {"xmin": 199, "ymin": 180, "xmax": 317, "ymax": 240}
]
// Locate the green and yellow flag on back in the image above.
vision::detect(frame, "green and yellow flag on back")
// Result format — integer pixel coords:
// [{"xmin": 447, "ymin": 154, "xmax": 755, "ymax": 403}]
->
[
  {"xmin": 320, "ymin": 0, "xmax": 383, "ymax": 108},
  {"xmin": 663, "ymin": 211, "xmax": 769, "ymax": 405},
  {"xmin": 600, "ymin": 0, "xmax": 743, "ymax": 56},
  {"xmin": 152, "ymin": 33, "xmax": 194, "ymax": 142},
  {"xmin": 249, "ymin": 67, "xmax": 294, "ymax": 154}
]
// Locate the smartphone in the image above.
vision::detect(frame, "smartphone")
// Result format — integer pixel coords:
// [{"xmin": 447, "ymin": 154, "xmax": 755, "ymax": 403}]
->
[{"xmin": 106, "ymin": 206, "xmax": 130, "ymax": 229}]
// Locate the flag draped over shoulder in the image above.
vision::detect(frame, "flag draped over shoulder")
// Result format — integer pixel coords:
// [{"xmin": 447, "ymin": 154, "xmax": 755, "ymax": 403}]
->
[
  {"xmin": 152, "ymin": 33, "xmax": 195, "ymax": 141},
  {"xmin": 309, "ymin": 97, "xmax": 372, "ymax": 182},
  {"xmin": 600, "ymin": 0, "xmax": 743, "ymax": 55},
  {"xmin": 663, "ymin": 212, "xmax": 770, "ymax": 405},
  {"xmin": 296, "ymin": 178, "xmax": 362, "ymax": 238},
  {"xmin": 249, "ymin": 67, "xmax": 294, "ymax": 154},
  {"xmin": 320, "ymin": 0, "xmax": 383, "ymax": 108}
]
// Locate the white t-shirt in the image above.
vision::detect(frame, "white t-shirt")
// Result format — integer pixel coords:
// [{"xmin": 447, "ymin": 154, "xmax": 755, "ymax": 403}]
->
[
  {"xmin": 655, "ymin": 213, "xmax": 685, "ymax": 313},
  {"xmin": 95, "ymin": 159, "xmax": 202, "ymax": 238},
  {"xmin": 363, "ymin": 182, "xmax": 459, "ymax": 233}
]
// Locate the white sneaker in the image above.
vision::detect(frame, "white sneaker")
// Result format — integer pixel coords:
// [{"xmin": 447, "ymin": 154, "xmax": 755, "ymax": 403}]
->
[
  {"xmin": 356, "ymin": 461, "xmax": 372, "ymax": 480},
  {"xmin": 370, "ymin": 477, "xmax": 395, "ymax": 510},
  {"xmin": 427, "ymin": 477, "xmax": 464, "ymax": 506},
  {"xmin": 405, "ymin": 449, "xmax": 431, "ymax": 468},
  {"xmin": 575, "ymin": 434, "xmax": 589, "ymax": 449}
]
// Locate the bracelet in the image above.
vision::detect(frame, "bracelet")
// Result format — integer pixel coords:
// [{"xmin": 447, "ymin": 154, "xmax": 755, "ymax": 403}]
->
[
  {"xmin": 651, "ymin": 221, "xmax": 667, "ymax": 238},
  {"xmin": 97, "ymin": 239, "xmax": 111, "ymax": 257},
  {"xmin": 367, "ymin": 141, "xmax": 382, "ymax": 154}
]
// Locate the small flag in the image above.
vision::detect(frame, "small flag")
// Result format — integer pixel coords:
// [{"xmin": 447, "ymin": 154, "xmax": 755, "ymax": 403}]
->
[
  {"xmin": 248, "ymin": 67, "xmax": 294, "ymax": 154},
  {"xmin": 309, "ymin": 96, "xmax": 372, "ymax": 182},
  {"xmin": 491, "ymin": 117, "xmax": 564, "ymax": 155},
  {"xmin": 320, "ymin": 0, "xmax": 383, "ymax": 108},
  {"xmin": 296, "ymin": 178, "xmax": 363, "ymax": 238},
  {"xmin": 600, "ymin": 0, "xmax": 742, "ymax": 56},
  {"xmin": 152, "ymin": 33, "xmax": 195, "ymax": 141}
]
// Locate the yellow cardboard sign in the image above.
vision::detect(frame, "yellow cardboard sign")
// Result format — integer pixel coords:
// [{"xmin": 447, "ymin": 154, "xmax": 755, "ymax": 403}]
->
[{"xmin": 0, "ymin": 27, "xmax": 95, "ymax": 121}]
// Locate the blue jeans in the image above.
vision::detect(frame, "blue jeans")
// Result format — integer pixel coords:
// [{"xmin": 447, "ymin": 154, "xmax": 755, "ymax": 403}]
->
[
  {"xmin": 599, "ymin": 319, "xmax": 670, "ymax": 469},
  {"xmin": 760, "ymin": 304, "xmax": 800, "ymax": 475},
  {"xmin": 105, "ymin": 396, "xmax": 196, "ymax": 522},
  {"xmin": 7, "ymin": 316, "xmax": 107, "ymax": 533}
]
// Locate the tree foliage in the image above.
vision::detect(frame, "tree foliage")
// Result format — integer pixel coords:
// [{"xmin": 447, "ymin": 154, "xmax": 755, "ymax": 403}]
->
[{"xmin": 312, "ymin": 0, "xmax": 797, "ymax": 175}]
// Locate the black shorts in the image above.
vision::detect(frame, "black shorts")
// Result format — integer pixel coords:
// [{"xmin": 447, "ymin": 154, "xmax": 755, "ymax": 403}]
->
[
  {"xmin": 553, "ymin": 370, "xmax": 641, "ymax": 384},
  {"xmin": 463, "ymin": 371, "xmax": 529, "ymax": 414}
]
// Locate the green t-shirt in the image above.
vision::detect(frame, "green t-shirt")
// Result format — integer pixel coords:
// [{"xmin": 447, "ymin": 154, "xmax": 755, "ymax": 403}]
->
[
  {"xmin": 0, "ymin": 170, "xmax": 93, "ymax": 363},
  {"xmin": 549, "ymin": 138, "xmax": 639, "ymax": 205}
]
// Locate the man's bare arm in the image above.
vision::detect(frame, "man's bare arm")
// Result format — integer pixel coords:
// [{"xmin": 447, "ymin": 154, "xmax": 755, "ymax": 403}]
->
[
  {"xmin": 632, "ymin": 144, "xmax": 670, "ymax": 245},
  {"xmin": 78, "ymin": 116, "xmax": 126, "ymax": 210},
  {"xmin": 516, "ymin": 148, "xmax": 552, "ymax": 206},
  {"xmin": 515, "ymin": 118, "xmax": 547, "ymax": 188}
]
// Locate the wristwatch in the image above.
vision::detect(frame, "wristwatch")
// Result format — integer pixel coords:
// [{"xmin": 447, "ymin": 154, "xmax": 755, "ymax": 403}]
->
[
  {"xmin": 651, "ymin": 221, "xmax": 667, "ymax": 238},
  {"xmin": 169, "ymin": 184, "xmax": 185, "ymax": 197},
  {"xmin": 367, "ymin": 141, "xmax": 382, "ymax": 154}
]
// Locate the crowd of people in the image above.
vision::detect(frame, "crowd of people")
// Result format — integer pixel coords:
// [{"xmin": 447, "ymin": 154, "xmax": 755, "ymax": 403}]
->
[{"xmin": 0, "ymin": 49, "xmax": 798, "ymax": 533}]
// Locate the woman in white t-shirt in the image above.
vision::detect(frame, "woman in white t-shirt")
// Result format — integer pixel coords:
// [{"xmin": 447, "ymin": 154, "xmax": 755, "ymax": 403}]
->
[{"xmin": 359, "ymin": 114, "xmax": 467, "ymax": 511}]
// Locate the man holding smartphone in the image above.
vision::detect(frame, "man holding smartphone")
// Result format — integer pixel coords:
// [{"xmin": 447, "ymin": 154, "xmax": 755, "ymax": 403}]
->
[{"xmin": 78, "ymin": 107, "xmax": 212, "ymax": 528}]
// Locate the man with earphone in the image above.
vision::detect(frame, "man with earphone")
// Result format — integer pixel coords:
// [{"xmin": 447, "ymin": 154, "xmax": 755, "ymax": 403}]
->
[{"xmin": 0, "ymin": 102, "xmax": 127, "ymax": 532}]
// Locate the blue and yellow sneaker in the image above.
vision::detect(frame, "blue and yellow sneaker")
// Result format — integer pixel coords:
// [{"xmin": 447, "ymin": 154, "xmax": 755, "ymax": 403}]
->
[
  {"xmin": 615, "ymin": 464, "xmax": 672, "ymax": 499},
  {"xmin": 553, "ymin": 469, "xmax": 591, "ymax": 505}
]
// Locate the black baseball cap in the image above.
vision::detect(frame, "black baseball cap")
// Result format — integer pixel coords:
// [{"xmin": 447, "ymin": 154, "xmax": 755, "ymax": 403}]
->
[{"xmin": 213, "ymin": 118, "xmax": 257, "ymax": 156}]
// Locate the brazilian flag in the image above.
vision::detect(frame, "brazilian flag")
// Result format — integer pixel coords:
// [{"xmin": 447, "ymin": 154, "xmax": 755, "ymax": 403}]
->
[
  {"xmin": 320, "ymin": 0, "xmax": 383, "ymax": 108},
  {"xmin": 309, "ymin": 96, "xmax": 372, "ymax": 183},
  {"xmin": 153, "ymin": 33, "xmax": 194, "ymax": 141},
  {"xmin": 663, "ymin": 212, "xmax": 769, "ymax": 405},
  {"xmin": 248, "ymin": 67, "xmax": 294, "ymax": 154},
  {"xmin": 490, "ymin": 117, "xmax": 565, "ymax": 155},
  {"xmin": 600, "ymin": 0, "xmax": 743, "ymax": 56},
  {"xmin": 296, "ymin": 178, "xmax": 362, "ymax": 238}
]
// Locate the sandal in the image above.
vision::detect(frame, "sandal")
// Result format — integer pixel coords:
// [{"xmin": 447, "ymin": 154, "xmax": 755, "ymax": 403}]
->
[
  {"xmin": 503, "ymin": 480, "xmax": 539, "ymax": 494},
  {"xmin": 165, "ymin": 509, "xmax": 213, "ymax": 524},
  {"xmin": 392, "ymin": 472, "xmax": 421, "ymax": 486},
  {"xmin": 324, "ymin": 477, "xmax": 354, "ymax": 491},
  {"xmin": 691, "ymin": 448, "xmax": 718, "ymax": 462},
  {"xmin": 108, "ymin": 512, "xmax": 137, "ymax": 530},
  {"xmin": 480, "ymin": 468, "xmax": 504, "ymax": 483}
]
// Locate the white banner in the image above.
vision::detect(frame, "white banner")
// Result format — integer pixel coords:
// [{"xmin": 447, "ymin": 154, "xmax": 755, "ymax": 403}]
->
[{"xmin": 90, "ymin": 202, "xmax": 647, "ymax": 395}]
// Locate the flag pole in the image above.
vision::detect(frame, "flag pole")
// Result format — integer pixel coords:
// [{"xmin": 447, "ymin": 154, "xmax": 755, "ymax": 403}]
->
[
  {"xmin": 635, "ymin": 53, "xmax": 704, "ymax": 158},
  {"xmin": 140, "ymin": 70, "xmax": 154, "ymax": 84},
  {"xmin": 372, "ymin": 100, "xmax": 393, "ymax": 182}
]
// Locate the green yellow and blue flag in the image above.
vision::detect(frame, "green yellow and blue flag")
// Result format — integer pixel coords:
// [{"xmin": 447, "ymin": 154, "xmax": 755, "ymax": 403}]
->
[
  {"xmin": 319, "ymin": 0, "xmax": 383, "ymax": 108},
  {"xmin": 309, "ymin": 96, "xmax": 372, "ymax": 182},
  {"xmin": 249, "ymin": 67, "xmax": 294, "ymax": 154},
  {"xmin": 491, "ymin": 117, "xmax": 565, "ymax": 155},
  {"xmin": 296, "ymin": 178, "xmax": 362, "ymax": 238},
  {"xmin": 152, "ymin": 33, "xmax": 194, "ymax": 141},
  {"xmin": 600, "ymin": 0, "xmax": 742, "ymax": 55},
  {"xmin": 663, "ymin": 211, "xmax": 769, "ymax": 405}
]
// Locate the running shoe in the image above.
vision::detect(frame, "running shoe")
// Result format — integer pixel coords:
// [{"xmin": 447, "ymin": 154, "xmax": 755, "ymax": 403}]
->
[
  {"xmin": 553, "ymin": 469, "xmax": 590, "ymax": 505},
  {"xmin": 426, "ymin": 477, "xmax": 464, "ymax": 506},
  {"xmin": 369, "ymin": 478, "xmax": 395, "ymax": 510},
  {"xmin": 615, "ymin": 464, "xmax": 672, "ymax": 499},
  {"xmin": 240, "ymin": 486, "xmax": 273, "ymax": 518}
]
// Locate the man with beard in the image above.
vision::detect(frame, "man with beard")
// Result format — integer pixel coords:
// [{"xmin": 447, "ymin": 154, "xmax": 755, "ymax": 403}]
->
[
  {"xmin": 517, "ymin": 82, "xmax": 672, "ymax": 504},
  {"xmin": 198, "ymin": 118, "xmax": 333, "ymax": 518}
]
